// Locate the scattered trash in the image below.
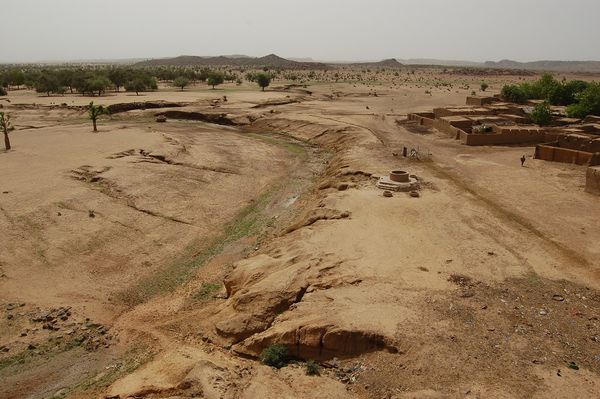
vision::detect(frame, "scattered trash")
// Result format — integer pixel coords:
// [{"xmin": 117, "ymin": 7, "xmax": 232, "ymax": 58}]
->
[
  {"xmin": 567, "ymin": 362, "xmax": 579, "ymax": 370},
  {"xmin": 552, "ymin": 294, "xmax": 565, "ymax": 302}
]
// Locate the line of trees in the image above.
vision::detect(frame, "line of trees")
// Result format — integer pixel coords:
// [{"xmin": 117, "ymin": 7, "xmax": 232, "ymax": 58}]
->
[
  {"xmin": 0, "ymin": 67, "xmax": 159, "ymax": 97},
  {"xmin": 500, "ymin": 74, "xmax": 600, "ymax": 118},
  {"xmin": 0, "ymin": 65, "xmax": 281, "ymax": 96}
]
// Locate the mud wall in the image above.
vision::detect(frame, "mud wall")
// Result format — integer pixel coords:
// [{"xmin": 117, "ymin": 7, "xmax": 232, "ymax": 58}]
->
[
  {"xmin": 460, "ymin": 125, "xmax": 546, "ymax": 146},
  {"xmin": 586, "ymin": 166, "xmax": 600, "ymax": 195},
  {"xmin": 534, "ymin": 144, "xmax": 594, "ymax": 165},
  {"xmin": 408, "ymin": 113, "xmax": 435, "ymax": 128},
  {"xmin": 432, "ymin": 117, "xmax": 472, "ymax": 139},
  {"xmin": 557, "ymin": 135, "xmax": 600, "ymax": 153},
  {"xmin": 433, "ymin": 107, "xmax": 494, "ymax": 119}
]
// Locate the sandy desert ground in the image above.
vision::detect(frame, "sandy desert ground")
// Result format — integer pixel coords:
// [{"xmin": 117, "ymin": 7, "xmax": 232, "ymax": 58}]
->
[{"xmin": 1, "ymin": 70, "xmax": 600, "ymax": 399}]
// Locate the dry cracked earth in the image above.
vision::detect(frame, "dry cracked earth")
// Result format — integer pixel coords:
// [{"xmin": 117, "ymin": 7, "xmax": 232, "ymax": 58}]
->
[{"xmin": 1, "ymin": 75, "xmax": 600, "ymax": 399}]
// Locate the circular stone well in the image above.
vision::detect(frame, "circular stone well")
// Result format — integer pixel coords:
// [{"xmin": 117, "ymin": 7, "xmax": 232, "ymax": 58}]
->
[
  {"xmin": 390, "ymin": 170, "xmax": 409, "ymax": 183},
  {"xmin": 376, "ymin": 170, "xmax": 420, "ymax": 192}
]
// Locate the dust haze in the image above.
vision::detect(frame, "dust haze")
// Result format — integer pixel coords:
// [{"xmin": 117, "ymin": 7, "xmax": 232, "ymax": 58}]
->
[{"xmin": 2, "ymin": 2, "xmax": 600, "ymax": 399}]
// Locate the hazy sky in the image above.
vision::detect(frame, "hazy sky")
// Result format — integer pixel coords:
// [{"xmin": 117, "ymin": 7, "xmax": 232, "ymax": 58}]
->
[{"xmin": 2, "ymin": 0, "xmax": 599, "ymax": 63}]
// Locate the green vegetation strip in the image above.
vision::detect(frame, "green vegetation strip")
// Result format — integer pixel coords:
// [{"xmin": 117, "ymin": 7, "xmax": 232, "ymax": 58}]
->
[
  {"xmin": 245, "ymin": 132, "xmax": 309, "ymax": 157},
  {"xmin": 192, "ymin": 282, "xmax": 223, "ymax": 302},
  {"xmin": 116, "ymin": 187, "xmax": 276, "ymax": 306},
  {"xmin": 0, "ymin": 336, "xmax": 82, "ymax": 373},
  {"xmin": 57, "ymin": 346, "xmax": 155, "ymax": 398}
]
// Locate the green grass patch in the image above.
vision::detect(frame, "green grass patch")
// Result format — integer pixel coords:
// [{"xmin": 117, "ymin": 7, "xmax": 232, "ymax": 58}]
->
[
  {"xmin": 192, "ymin": 283, "xmax": 222, "ymax": 302},
  {"xmin": 116, "ymin": 188, "xmax": 276, "ymax": 307},
  {"xmin": 245, "ymin": 132, "xmax": 308, "ymax": 157},
  {"xmin": 0, "ymin": 336, "xmax": 82, "ymax": 373},
  {"xmin": 52, "ymin": 346, "xmax": 154, "ymax": 398}
]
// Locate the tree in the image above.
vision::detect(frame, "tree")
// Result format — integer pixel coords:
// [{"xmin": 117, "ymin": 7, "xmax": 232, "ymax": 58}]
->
[
  {"xmin": 7, "ymin": 69, "xmax": 25, "ymax": 89},
  {"xmin": 501, "ymin": 84, "xmax": 528, "ymax": 104},
  {"xmin": 530, "ymin": 102, "xmax": 552, "ymax": 126},
  {"xmin": 207, "ymin": 71, "xmax": 224, "ymax": 89},
  {"xmin": 173, "ymin": 76, "xmax": 190, "ymax": 91},
  {"xmin": 86, "ymin": 76, "xmax": 112, "ymax": 96},
  {"xmin": 567, "ymin": 82, "xmax": 600, "ymax": 119},
  {"xmin": 548, "ymin": 80, "xmax": 589, "ymax": 106},
  {"xmin": 256, "ymin": 72, "xmax": 271, "ymax": 91},
  {"xmin": 0, "ymin": 112, "xmax": 12, "ymax": 150},
  {"xmin": 480, "ymin": 82, "xmax": 489, "ymax": 92},
  {"xmin": 108, "ymin": 68, "xmax": 129, "ymax": 92},
  {"xmin": 57, "ymin": 69, "xmax": 76, "ymax": 94},
  {"xmin": 88, "ymin": 101, "xmax": 107, "ymax": 132},
  {"xmin": 125, "ymin": 79, "xmax": 148, "ymax": 95},
  {"xmin": 35, "ymin": 73, "xmax": 62, "ymax": 96}
]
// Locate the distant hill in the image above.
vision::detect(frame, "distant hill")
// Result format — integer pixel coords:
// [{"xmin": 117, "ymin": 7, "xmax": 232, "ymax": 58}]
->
[
  {"xmin": 484, "ymin": 59, "xmax": 600, "ymax": 73},
  {"xmin": 399, "ymin": 58, "xmax": 482, "ymax": 67},
  {"xmin": 345, "ymin": 58, "xmax": 404, "ymax": 69},
  {"xmin": 135, "ymin": 54, "xmax": 326, "ymax": 69}
]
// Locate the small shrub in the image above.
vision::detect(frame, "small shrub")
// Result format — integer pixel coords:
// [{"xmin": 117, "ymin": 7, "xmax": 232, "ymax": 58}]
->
[
  {"xmin": 260, "ymin": 344, "xmax": 288, "ymax": 368},
  {"xmin": 0, "ymin": 86, "xmax": 8, "ymax": 96},
  {"xmin": 480, "ymin": 82, "xmax": 489, "ymax": 92},
  {"xmin": 530, "ymin": 102, "xmax": 552, "ymax": 126},
  {"xmin": 305, "ymin": 360, "xmax": 321, "ymax": 376}
]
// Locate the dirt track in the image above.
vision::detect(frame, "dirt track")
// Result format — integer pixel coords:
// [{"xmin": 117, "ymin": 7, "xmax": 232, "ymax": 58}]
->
[{"xmin": 1, "ymin": 78, "xmax": 600, "ymax": 398}]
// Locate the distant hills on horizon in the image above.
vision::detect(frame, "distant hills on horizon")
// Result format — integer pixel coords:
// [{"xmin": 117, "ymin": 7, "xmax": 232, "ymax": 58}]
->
[
  {"xmin": 134, "ymin": 54, "xmax": 406, "ymax": 70},
  {"xmin": 134, "ymin": 54, "xmax": 600, "ymax": 73},
  {"xmin": 5, "ymin": 54, "xmax": 600, "ymax": 73},
  {"xmin": 482, "ymin": 59, "xmax": 600, "ymax": 73}
]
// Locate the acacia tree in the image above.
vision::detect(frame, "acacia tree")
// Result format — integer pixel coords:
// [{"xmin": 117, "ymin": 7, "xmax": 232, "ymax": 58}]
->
[
  {"xmin": 0, "ymin": 112, "xmax": 12, "ymax": 150},
  {"xmin": 125, "ymin": 79, "xmax": 147, "ymax": 95},
  {"xmin": 86, "ymin": 76, "xmax": 112, "ymax": 96},
  {"xmin": 88, "ymin": 101, "xmax": 107, "ymax": 132},
  {"xmin": 207, "ymin": 71, "xmax": 224, "ymax": 89},
  {"xmin": 35, "ymin": 74, "xmax": 62, "ymax": 96},
  {"xmin": 7, "ymin": 69, "xmax": 25, "ymax": 89},
  {"xmin": 173, "ymin": 76, "xmax": 190, "ymax": 91},
  {"xmin": 108, "ymin": 68, "xmax": 129, "ymax": 92},
  {"xmin": 256, "ymin": 72, "xmax": 271, "ymax": 91}
]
